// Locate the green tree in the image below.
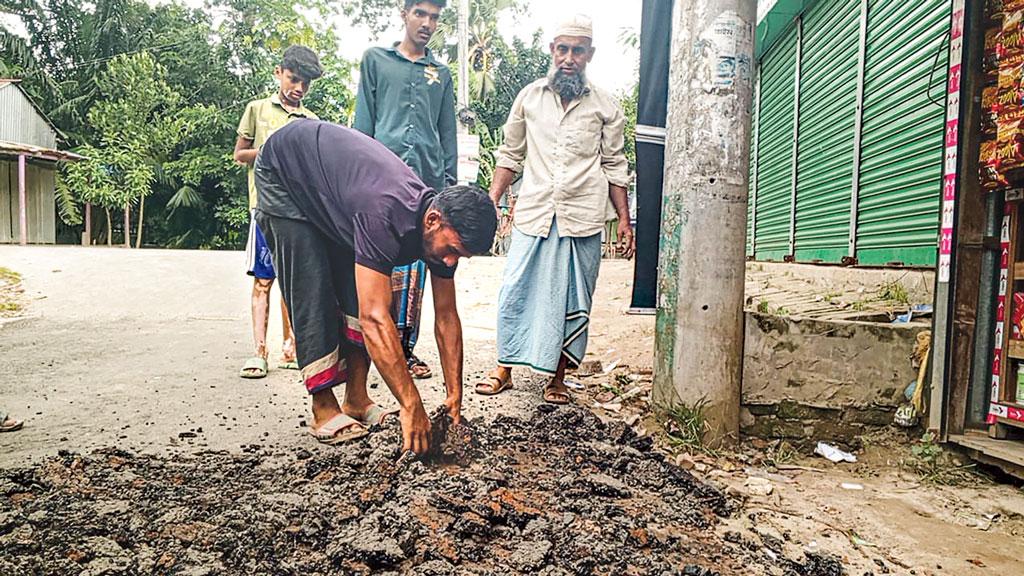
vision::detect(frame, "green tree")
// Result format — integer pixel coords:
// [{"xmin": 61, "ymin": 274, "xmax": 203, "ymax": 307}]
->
[
  {"xmin": 429, "ymin": 0, "xmax": 523, "ymax": 101},
  {"xmin": 459, "ymin": 32, "xmax": 548, "ymax": 191},
  {"xmin": 2, "ymin": 0, "xmax": 358, "ymax": 249},
  {"xmin": 619, "ymin": 82, "xmax": 638, "ymax": 175},
  {"xmin": 59, "ymin": 52, "xmax": 211, "ymax": 247}
]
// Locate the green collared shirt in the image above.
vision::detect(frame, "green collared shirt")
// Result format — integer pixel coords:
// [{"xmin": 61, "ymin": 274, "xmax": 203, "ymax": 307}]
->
[
  {"xmin": 237, "ymin": 93, "xmax": 317, "ymax": 209},
  {"xmin": 354, "ymin": 44, "xmax": 457, "ymax": 191}
]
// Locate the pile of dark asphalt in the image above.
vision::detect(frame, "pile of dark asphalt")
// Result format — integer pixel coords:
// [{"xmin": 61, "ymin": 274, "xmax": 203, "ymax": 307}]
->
[{"xmin": 0, "ymin": 405, "xmax": 844, "ymax": 575}]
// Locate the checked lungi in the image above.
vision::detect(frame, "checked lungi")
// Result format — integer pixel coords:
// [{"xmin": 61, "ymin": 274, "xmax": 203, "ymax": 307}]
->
[{"xmin": 391, "ymin": 261, "xmax": 427, "ymax": 357}]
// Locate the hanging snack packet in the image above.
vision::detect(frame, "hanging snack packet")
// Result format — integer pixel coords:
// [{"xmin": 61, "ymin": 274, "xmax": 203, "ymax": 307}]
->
[{"xmin": 1014, "ymin": 292, "xmax": 1024, "ymax": 339}]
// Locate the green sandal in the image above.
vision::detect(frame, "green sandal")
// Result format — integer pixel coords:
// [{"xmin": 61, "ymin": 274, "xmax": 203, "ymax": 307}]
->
[{"xmin": 239, "ymin": 357, "xmax": 268, "ymax": 379}]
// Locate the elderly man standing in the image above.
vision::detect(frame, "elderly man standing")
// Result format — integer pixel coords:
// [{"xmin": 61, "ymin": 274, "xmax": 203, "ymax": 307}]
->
[{"xmin": 475, "ymin": 14, "xmax": 634, "ymax": 404}]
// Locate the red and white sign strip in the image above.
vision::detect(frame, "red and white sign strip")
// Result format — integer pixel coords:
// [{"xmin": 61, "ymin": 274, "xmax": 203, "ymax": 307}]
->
[
  {"xmin": 990, "ymin": 207, "xmax": 1010, "ymax": 416},
  {"xmin": 989, "ymin": 402, "xmax": 1024, "ymax": 421},
  {"xmin": 939, "ymin": 0, "xmax": 965, "ymax": 283},
  {"xmin": 989, "ymin": 206, "xmax": 1024, "ymax": 424}
]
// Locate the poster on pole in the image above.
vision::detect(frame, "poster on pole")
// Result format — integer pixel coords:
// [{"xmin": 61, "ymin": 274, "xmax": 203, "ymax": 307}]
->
[{"xmin": 457, "ymin": 133, "xmax": 480, "ymax": 185}]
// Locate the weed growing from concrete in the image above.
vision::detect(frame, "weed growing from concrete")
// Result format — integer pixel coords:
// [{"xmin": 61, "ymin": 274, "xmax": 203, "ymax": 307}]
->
[
  {"xmin": 878, "ymin": 280, "xmax": 910, "ymax": 305},
  {"xmin": 660, "ymin": 399, "xmax": 715, "ymax": 455}
]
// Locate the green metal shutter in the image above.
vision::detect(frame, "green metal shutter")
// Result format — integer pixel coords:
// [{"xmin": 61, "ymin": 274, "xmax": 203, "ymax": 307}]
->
[
  {"xmin": 793, "ymin": 0, "xmax": 861, "ymax": 263},
  {"xmin": 855, "ymin": 0, "xmax": 948, "ymax": 266},
  {"xmin": 748, "ymin": 69, "xmax": 759, "ymax": 258},
  {"xmin": 754, "ymin": 23, "xmax": 799, "ymax": 261}
]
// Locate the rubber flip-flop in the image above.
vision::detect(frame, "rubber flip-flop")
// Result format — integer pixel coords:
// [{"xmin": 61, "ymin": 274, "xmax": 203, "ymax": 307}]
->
[
  {"xmin": 474, "ymin": 374, "xmax": 512, "ymax": 396},
  {"xmin": 0, "ymin": 417, "xmax": 23, "ymax": 433},
  {"xmin": 357, "ymin": 404, "xmax": 400, "ymax": 428},
  {"xmin": 278, "ymin": 360, "xmax": 299, "ymax": 370},
  {"xmin": 407, "ymin": 356, "xmax": 433, "ymax": 379},
  {"xmin": 239, "ymin": 357, "xmax": 268, "ymax": 379},
  {"xmin": 309, "ymin": 413, "xmax": 369, "ymax": 445}
]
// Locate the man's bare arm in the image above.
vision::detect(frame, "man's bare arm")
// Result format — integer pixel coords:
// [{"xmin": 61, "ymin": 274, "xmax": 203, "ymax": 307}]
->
[
  {"xmin": 609, "ymin": 183, "xmax": 635, "ymax": 259},
  {"xmin": 488, "ymin": 166, "xmax": 517, "ymax": 206},
  {"xmin": 233, "ymin": 135, "xmax": 258, "ymax": 166},
  {"xmin": 354, "ymin": 264, "xmax": 431, "ymax": 454},
  {"xmin": 431, "ymin": 274, "xmax": 463, "ymax": 423}
]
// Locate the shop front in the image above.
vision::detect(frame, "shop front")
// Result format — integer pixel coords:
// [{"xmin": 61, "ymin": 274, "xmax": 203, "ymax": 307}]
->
[{"xmin": 936, "ymin": 0, "xmax": 1024, "ymax": 477}]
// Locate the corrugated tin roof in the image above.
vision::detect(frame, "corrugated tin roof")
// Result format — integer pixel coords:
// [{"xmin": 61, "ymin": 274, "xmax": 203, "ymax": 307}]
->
[{"xmin": 0, "ymin": 140, "xmax": 85, "ymax": 162}]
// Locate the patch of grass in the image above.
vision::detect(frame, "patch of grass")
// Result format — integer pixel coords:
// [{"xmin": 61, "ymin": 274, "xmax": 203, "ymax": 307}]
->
[
  {"xmin": 906, "ymin": 432, "xmax": 981, "ymax": 486},
  {"xmin": 659, "ymin": 399, "xmax": 715, "ymax": 455},
  {"xmin": 823, "ymin": 291, "xmax": 841, "ymax": 303},
  {"xmin": 851, "ymin": 300, "xmax": 868, "ymax": 311},
  {"xmin": 0, "ymin": 267, "xmax": 23, "ymax": 316},
  {"xmin": 775, "ymin": 306, "xmax": 790, "ymax": 316},
  {"xmin": 766, "ymin": 441, "xmax": 798, "ymax": 467},
  {"xmin": 878, "ymin": 280, "xmax": 910, "ymax": 305},
  {"xmin": 599, "ymin": 379, "xmax": 624, "ymax": 397},
  {"xmin": 757, "ymin": 299, "xmax": 770, "ymax": 314}
]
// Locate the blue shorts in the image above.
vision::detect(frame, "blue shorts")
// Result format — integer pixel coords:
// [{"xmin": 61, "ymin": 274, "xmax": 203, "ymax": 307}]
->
[{"xmin": 245, "ymin": 214, "xmax": 276, "ymax": 280}]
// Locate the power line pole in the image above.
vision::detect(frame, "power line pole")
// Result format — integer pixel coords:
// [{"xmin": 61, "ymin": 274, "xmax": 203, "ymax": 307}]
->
[
  {"xmin": 455, "ymin": 0, "xmax": 481, "ymax": 184},
  {"xmin": 652, "ymin": 0, "xmax": 757, "ymax": 446},
  {"xmin": 457, "ymin": 0, "xmax": 470, "ymax": 116}
]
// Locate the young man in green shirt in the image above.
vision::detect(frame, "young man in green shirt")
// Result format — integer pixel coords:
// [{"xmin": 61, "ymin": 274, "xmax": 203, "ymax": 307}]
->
[
  {"xmin": 354, "ymin": 0, "xmax": 458, "ymax": 381},
  {"xmin": 234, "ymin": 45, "xmax": 322, "ymax": 379}
]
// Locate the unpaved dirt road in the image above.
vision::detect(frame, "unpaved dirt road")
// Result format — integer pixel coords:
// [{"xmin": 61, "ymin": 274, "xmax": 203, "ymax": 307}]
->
[{"xmin": 1, "ymin": 245, "xmax": 1022, "ymax": 576}]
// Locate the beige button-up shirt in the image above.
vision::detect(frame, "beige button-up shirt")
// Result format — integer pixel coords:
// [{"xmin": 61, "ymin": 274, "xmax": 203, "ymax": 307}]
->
[{"xmin": 496, "ymin": 78, "xmax": 630, "ymax": 238}]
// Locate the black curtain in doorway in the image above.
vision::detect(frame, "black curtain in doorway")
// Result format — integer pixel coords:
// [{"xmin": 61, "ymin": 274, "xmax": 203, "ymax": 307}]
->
[{"xmin": 630, "ymin": 0, "xmax": 673, "ymax": 312}]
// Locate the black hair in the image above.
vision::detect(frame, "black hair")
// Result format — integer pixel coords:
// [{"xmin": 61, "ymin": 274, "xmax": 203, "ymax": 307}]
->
[
  {"xmin": 432, "ymin": 184, "xmax": 497, "ymax": 255},
  {"xmin": 281, "ymin": 45, "xmax": 323, "ymax": 81},
  {"xmin": 404, "ymin": 0, "xmax": 446, "ymax": 9}
]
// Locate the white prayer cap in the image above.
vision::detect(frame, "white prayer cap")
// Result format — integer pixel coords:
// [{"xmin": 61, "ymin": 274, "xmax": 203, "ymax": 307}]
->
[{"xmin": 553, "ymin": 14, "xmax": 593, "ymax": 40}]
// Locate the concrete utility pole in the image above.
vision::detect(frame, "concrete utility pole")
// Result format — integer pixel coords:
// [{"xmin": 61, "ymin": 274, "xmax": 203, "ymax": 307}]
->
[
  {"xmin": 457, "ymin": 0, "xmax": 470, "ymax": 118},
  {"xmin": 652, "ymin": 0, "xmax": 757, "ymax": 446}
]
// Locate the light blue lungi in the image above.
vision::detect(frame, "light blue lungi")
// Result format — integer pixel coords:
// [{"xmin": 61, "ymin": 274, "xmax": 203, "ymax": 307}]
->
[{"xmin": 497, "ymin": 218, "xmax": 602, "ymax": 375}]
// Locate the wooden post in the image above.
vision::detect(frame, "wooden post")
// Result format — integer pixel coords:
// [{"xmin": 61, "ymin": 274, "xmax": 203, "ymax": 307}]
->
[
  {"xmin": 83, "ymin": 203, "xmax": 92, "ymax": 246},
  {"xmin": 123, "ymin": 204, "xmax": 131, "ymax": 248},
  {"xmin": 18, "ymin": 154, "xmax": 27, "ymax": 246},
  {"xmin": 653, "ymin": 0, "xmax": 757, "ymax": 446}
]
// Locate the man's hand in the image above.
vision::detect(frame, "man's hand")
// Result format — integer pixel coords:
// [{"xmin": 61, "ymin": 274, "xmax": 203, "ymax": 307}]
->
[
  {"xmin": 608, "ymin": 184, "xmax": 632, "ymax": 258},
  {"xmin": 490, "ymin": 166, "xmax": 517, "ymax": 238},
  {"xmin": 400, "ymin": 402, "xmax": 432, "ymax": 455},
  {"xmin": 617, "ymin": 219, "xmax": 636, "ymax": 259},
  {"xmin": 497, "ymin": 206, "xmax": 513, "ymax": 238}
]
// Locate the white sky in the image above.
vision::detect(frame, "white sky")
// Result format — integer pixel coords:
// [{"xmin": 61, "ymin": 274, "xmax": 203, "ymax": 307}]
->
[{"xmin": 338, "ymin": 1, "xmax": 642, "ymax": 92}]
